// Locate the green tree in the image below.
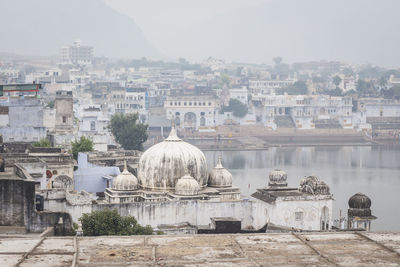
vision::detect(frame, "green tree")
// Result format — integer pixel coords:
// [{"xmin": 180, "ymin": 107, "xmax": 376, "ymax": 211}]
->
[
  {"xmin": 79, "ymin": 209, "xmax": 153, "ymax": 236},
  {"xmin": 273, "ymin": 57, "xmax": 282, "ymax": 65},
  {"xmin": 221, "ymin": 99, "xmax": 248, "ymax": 118},
  {"xmin": 324, "ymin": 87, "xmax": 342, "ymax": 96},
  {"xmin": 332, "ymin": 76, "xmax": 342, "ymax": 87},
  {"xmin": 71, "ymin": 136, "xmax": 94, "ymax": 160},
  {"xmin": 382, "ymin": 85, "xmax": 400, "ymax": 99},
  {"xmin": 46, "ymin": 100, "xmax": 55, "ymax": 109},
  {"xmin": 220, "ymin": 73, "xmax": 230, "ymax": 86},
  {"xmin": 33, "ymin": 138, "xmax": 51, "ymax": 147},
  {"xmin": 109, "ymin": 113, "xmax": 148, "ymax": 151},
  {"xmin": 378, "ymin": 76, "xmax": 387, "ymax": 89},
  {"xmin": 356, "ymin": 79, "xmax": 376, "ymax": 96},
  {"xmin": 278, "ymin": 81, "xmax": 308, "ymax": 95}
]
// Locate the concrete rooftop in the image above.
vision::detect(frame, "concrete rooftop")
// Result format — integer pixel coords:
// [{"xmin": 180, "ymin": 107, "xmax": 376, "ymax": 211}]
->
[{"xmin": 0, "ymin": 232, "xmax": 399, "ymax": 266}]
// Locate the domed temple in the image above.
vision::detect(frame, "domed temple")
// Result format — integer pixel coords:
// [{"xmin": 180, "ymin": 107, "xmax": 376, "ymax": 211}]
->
[
  {"xmin": 39, "ymin": 128, "xmax": 341, "ymax": 232},
  {"xmin": 252, "ymin": 169, "xmax": 334, "ymax": 231},
  {"xmin": 105, "ymin": 127, "xmax": 241, "ymax": 203},
  {"xmin": 347, "ymin": 192, "xmax": 377, "ymax": 231}
]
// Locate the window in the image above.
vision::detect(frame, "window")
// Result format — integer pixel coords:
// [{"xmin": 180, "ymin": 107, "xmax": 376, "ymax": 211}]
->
[
  {"xmin": 62, "ymin": 116, "xmax": 67, "ymax": 123},
  {"xmin": 90, "ymin": 121, "xmax": 96, "ymax": 131},
  {"xmin": 295, "ymin": 212, "xmax": 304, "ymax": 221}
]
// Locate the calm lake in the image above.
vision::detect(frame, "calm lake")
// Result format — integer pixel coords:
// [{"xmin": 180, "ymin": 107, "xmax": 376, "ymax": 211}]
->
[{"xmin": 204, "ymin": 146, "xmax": 400, "ymax": 231}]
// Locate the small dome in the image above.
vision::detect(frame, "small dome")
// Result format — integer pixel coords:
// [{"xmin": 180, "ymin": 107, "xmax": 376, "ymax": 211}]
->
[
  {"xmin": 268, "ymin": 169, "xmax": 287, "ymax": 187},
  {"xmin": 175, "ymin": 173, "xmax": 200, "ymax": 196},
  {"xmin": 112, "ymin": 162, "xmax": 138, "ymax": 191},
  {"xmin": 299, "ymin": 175, "xmax": 330, "ymax": 195},
  {"xmin": 208, "ymin": 155, "xmax": 232, "ymax": 188},
  {"xmin": 348, "ymin": 193, "xmax": 371, "ymax": 209},
  {"xmin": 138, "ymin": 126, "xmax": 208, "ymax": 191}
]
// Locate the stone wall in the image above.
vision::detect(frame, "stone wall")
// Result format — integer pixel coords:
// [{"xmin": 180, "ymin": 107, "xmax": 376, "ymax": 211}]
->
[
  {"xmin": 44, "ymin": 196, "xmax": 269, "ymax": 231},
  {"xmin": 0, "ymin": 177, "xmax": 73, "ymax": 234},
  {"xmin": 0, "ymin": 179, "xmax": 35, "ymax": 227},
  {"xmin": 261, "ymin": 197, "xmax": 333, "ymax": 231}
]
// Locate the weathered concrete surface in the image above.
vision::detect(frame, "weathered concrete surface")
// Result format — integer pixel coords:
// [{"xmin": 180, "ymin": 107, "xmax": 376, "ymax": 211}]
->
[
  {"xmin": 1, "ymin": 232, "xmax": 399, "ymax": 266},
  {"xmin": 0, "ymin": 172, "xmax": 74, "ymax": 234}
]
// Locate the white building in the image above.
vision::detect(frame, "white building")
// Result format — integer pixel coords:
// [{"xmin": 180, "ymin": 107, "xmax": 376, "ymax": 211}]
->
[
  {"xmin": 59, "ymin": 40, "xmax": 93, "ymax": 65},
  {"xmin": 77, "ymin": 104, "xmax": 113, "ymax": 152},
  {"xmin": 229, "ymin": 86, "xmax": 248, "ymax": 105},
  {"xmin": 252, "ymin": 169, "xmax": 333, "ymax": 231},
  {"xmin": 42, "ymin": 128, "xmax": 334, "ymax": 231},
  {"xmin": 249, "ymin": 79, "xmax": 296, "ymax": 95},
  {"xmin": 109, "ymin": 87, "xmax": 148, "ymax": 123},
  {"xmin": 164, "ymin": 95, "xmax": 218, "ymax": 131},
  {"xmin": 252, "ymin": 94, "xmax": 353, "ymax": 130}
]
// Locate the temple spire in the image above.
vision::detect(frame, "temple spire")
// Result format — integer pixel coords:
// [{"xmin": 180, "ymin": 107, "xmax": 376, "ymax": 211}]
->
[
  {"xmin": 216, "ymin": 154, "xmax": 223, "ymax": 168},
  {"xmin": 123, "ymin": 160, "xmax": 128, "ymax": 173},
  {"xmin": 165, "ymin": 116, "xmax": 181, "ymax": 141}
]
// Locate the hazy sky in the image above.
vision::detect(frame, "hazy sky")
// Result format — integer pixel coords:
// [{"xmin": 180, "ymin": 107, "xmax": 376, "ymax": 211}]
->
[
  {"xmin": 2, "ymin": 0, "xmax": 398, "ymax": 67},
  {"xmin": 105, "ymin": 0, "xmax": 272, "ymax": 62},
  {"xmin": 104, "ymin": 0, "xmax": 400, "ymax": 67}
]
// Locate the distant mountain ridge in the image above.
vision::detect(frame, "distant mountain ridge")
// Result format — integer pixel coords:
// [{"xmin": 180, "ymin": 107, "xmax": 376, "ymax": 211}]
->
[{"xmin": 0, "ymin": 0, "xmax": 159, "ymax": 59}]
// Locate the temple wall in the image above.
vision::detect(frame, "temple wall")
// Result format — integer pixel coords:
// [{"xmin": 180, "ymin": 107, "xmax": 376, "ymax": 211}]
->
[
  {"xmin": 44, "ymin": 197, "xmax": 269, "ymax": 230},
  {"xmin": 259, "ymin": 197, "xmax": 333, "ymax": 231}
]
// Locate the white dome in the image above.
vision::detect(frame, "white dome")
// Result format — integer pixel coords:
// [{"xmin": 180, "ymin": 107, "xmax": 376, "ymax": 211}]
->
[
  {"xmin": 269, "ymin": 169, "xmax": 287, "ymax": 187},
  {"xmin": 175, "ymin": 173, "xmax": 200, "ymax": 196},
  {"xmin": 138, "ymin": 127, "xmax": 208, "ymax": 191},
  {"xmin": 112, "ymin": 162, "xmax": 138, "ymax": 191},
  {"xmin": 208, "ymin": 155, "xmax": 232, "ymax": 188}
]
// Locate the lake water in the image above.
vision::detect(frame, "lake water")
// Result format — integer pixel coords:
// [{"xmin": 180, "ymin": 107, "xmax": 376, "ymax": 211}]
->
[{"xmin": 204, "ymin": 146, "xmax": 400, "ymax": 231}]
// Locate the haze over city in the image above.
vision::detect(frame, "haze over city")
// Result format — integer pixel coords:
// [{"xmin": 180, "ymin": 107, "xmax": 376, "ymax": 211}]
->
[
  {"xmin": 1, "ymin": 0, "xmax": 400, "ymax": 66},
  {"xmin": 0, "ymin": 1, "xmax": 400, "ymax": 266}
]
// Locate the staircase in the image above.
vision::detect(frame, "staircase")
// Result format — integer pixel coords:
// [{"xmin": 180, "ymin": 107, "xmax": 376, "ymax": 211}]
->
[
  {"xmin": 367, "ymin": 117, "xmax": 400, "ymax": 130},
  {"xmin": 314, "ymin": 119, "xmax": 342, "ymax": 129},
  {"xmin": 274, "ymin": 116, "xmax": 296, "ymax": 128}
]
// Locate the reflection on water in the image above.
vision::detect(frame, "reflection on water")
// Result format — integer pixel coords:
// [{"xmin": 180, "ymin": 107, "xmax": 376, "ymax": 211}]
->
[{"xmin": 205, "ymin": 146, "xmax": 400, "ymax": 231}]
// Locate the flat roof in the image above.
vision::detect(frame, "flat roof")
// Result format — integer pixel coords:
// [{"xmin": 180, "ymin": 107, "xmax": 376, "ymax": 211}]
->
[{"xmin": 1, "ymin": 232, "xmax": 399, "ymax": 266}]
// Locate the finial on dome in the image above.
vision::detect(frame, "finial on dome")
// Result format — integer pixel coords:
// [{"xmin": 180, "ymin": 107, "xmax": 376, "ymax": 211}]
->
[
  {"xmin": 216, "ymin": 154, "xmax": 223, "ymax": 168},
  {"xmin": 171, "ymin": 116, "xmax": 175, "ymax": 128},
  {"xmin": 123, "ymin": 160, "xmax": 128, "ymax": 172},
  {"xmin": 165, "ymin": 117, "xmax": 181, "ymax": 141}
]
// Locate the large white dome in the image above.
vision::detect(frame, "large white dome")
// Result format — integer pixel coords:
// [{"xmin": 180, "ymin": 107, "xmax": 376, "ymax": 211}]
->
[{"xmin": 138, "ymin": 127, "xmax": 208, "ymax": 191}]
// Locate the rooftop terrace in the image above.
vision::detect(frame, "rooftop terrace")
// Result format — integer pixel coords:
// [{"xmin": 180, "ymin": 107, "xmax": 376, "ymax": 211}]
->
[{"xmin": 0, "ymin": 232, "xmax": 399, "ymax": 266}]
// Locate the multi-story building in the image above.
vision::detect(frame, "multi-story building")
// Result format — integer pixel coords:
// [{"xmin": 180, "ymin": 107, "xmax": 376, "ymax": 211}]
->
[
  {"xmin": 252, "ymin": 94, "xmax": 353, "ymax": 130},
  {"xmin": 77, "ymin": 104, "xmax": 112, "ymax": 152},
  {"xmin": 59, "ymin": 40, "xmax": 93, "ymax": 65},
  {"xmin": 249, "ymin": 79, "xmax": 296, "ymax": 95},
  {"xmin": 229, "ymin": 86, "xmax": 248, "ymax": 105},
  {"xmin": 109, "ymin": 87, "xmax": 148, "ymax": 122},
  {"xmin": 0, "ymin": 84, "xmax": 46, "ymax": 142},
  {"xmin": 164, "ymin": 95, "xmax": 219, "ymax": 131}
]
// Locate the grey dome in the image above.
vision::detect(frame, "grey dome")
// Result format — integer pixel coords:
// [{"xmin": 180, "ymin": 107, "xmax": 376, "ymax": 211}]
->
[
  {"xmin": 175, "ymin": 173, "xmax": 200, "ymax": 196},
  {"xmin": 268, "ymin": 169, "xmax": 287, "ymax": 187},
  {"xmin": 112, "ymin": 162, "xmax": 138, "ymax": 191},
  {"xmin": 349, "ymin": 193, "xmax": 371, "ymax": 209},
  {"xmin": 208, "ymin": 155, "xmax": 232, "ymax": 187},
  {"xmin": 348, "ymin": 192, "xmax": 373, "ymax": 217},
  {"xmin": 138, "ymin": 127, "xmax": 208, "ymax": 191}
]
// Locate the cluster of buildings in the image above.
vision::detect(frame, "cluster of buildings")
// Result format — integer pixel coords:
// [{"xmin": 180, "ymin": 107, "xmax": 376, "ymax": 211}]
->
[
  {"xmin": 1, "ymin": 125, "xmax": 377, "ymax": 235},
  {"xmin": 0, "ymin": 47, "xmax": 400, "ymax": 146},
  {"xmin": 0, "ymin": 43, "xmax": 391, "ymax": 236}
]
